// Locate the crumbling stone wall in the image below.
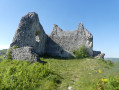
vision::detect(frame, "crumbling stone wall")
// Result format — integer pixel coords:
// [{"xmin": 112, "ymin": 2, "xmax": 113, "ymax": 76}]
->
[
  {"xmin": 8, "ymin": 12, "xmax": 104, "ymax": 61},
  {"xmin": 47, "ymin": 23, "xmax": 93, "ymax": 57},
  {"xmin": 11, "ymin": 47, "xmax": 40, "ymax": 62},
  {"xmin": 10, "ymin": 12, "xmax": 47, "ymax": 55}
]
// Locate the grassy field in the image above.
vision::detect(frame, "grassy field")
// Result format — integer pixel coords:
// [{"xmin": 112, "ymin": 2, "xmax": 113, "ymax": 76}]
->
[
  {"xmin": 42, "ymin": 58, "xmax": 119, "ymax": 90},
  {"xmin": 0, "ymin": 56, "xmax": 119, "ymax": 90},
  {"xmin": 0, "ymin": 55, "xmax": 3, "ymax": 60}
]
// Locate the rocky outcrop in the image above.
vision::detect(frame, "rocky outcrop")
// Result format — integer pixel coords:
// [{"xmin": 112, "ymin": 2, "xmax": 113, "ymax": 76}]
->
[
  {"xmin": 47, "ymin": 23, "xmax": 93, "ymax": 57},
  {"xmin": 95, "ymin": 53, "xmax": 105, "ymax": 59},
  {"xmin": 7, "ymin": 12, "xmax": 104, "ymax": 61},
  {"xmin": 93, "ymin": 51, "xmax": 101, "ymax": 57},
  {"xmin": 93, "ymin": 51, "xmax": 105, "ymax": 59}
]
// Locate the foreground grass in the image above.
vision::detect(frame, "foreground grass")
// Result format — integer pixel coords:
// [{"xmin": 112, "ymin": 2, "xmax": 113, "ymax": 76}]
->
[
  {"xmin": 0, "ymin": 56, "xmax": 119, "ymax": 90},
  {"xmin": 0, "ymin": 59, "xmax": 61, "ymax": 90},
  {"xmin": 42, "ymin": 58, "xmax": 119, "ymax": 90}
]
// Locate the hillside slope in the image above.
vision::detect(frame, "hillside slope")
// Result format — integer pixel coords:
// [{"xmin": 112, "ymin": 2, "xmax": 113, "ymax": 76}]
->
[
  {"xmin": 42, "ymin": 58, "xmax": 119, "ymax": 90},
  {"xmin": 0, "ymin": 49, "xmax": 7, "ymax": 54},
  {"xmin": 0, "ymin": 57, "xmax": 119, "ymax": 90}
]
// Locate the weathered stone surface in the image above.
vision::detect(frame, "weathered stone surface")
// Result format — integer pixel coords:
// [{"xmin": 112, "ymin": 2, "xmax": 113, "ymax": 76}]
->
[
  {"xmin": 10, "ymin": 12, "xmax": 47, "ymax": 55},
  {"xmin": 8, "ymin": 12, "xmax": 105, "ymax": 61},
  {"xmin": 95, "ymin": 53, "xmax": 105, "ymax": 59},
  {"xmin": 93, "ymin": 51, "xmax": 101, "ymax": 57},
  {"xmin": 11, "ymin": 47, "xmax": 40, "ymax": 62},
  {"xmin": 47, "ymin": 23, "xmax": 93, "ymax": 57},
  {"xmin": 46, "ymin": 37, "xmax": 74, "ymax": 57}
]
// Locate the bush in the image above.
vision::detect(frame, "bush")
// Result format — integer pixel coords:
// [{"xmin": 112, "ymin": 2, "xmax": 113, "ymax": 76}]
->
[
  {"xmin": 96, "ymin": 76, "xmax": 119, "ymax": 90},
  {"xmin": 0, "ymin": 60, "xmax": 61, "ymax": 90},
  {"xmin": 73, "ymin": 45, "xmax": 89, "ymax": 59},
  {"xmin": 105, "ymin": 60, "xmax": 113, "ymax": 66},
  {"xmin": 12, "ymin": 46, "xmax": 19, "ymax": 49},
  {"xmin": 6, "ymin": 49, "xmax": 12, "ymax": 60},
  {"xmin": 99, "ymin": 59, "xmax": 113, "ymax": 66}
]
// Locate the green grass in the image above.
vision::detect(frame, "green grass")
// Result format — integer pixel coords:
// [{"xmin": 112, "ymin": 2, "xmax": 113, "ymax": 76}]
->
[
  {"xmin": 0, "ymin": 56, "xmax": 119, "ymax": 90},
  {"xmin": 0, "ymin": 55, "xmax": 3, "ymax": 61},
  {"xmin": 0, "ymin": 55, "xmax": 3, "ymax": 59},
  {"xmin": 0, "ymin": 59, "xmax": 61, "ymax": 90},
  {"xmin": 41, "ymin": 58, "xmax": 119, "ymax": 90}
]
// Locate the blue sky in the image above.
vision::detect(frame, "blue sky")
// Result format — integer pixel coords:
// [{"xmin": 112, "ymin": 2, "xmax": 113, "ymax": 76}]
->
[{"xmin": 0, "ymin": 0, "xmax": 119, "ymax": 58}]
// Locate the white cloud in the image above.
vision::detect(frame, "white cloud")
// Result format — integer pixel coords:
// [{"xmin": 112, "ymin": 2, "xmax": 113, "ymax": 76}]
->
[{"xmin": 0, "ymin": 45, "xmax": 9, "ymax": 50}]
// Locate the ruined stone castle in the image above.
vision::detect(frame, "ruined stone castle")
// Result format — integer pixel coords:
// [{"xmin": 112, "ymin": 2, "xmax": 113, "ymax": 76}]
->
[{"xmin": 8, "ymin": 12, "xmax": 104, "ymax": 62}]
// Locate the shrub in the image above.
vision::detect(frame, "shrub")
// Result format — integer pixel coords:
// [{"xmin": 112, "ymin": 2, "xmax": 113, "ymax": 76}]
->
[
  {"xmin": 96, "ymin": 76, "xmax": 119, "ymax": 90},
  {"xmin": 106, "ymin": 60, "xmax": 113, "ymax": 66},
  {"xmin": 12, "ymin": 46, "xmax": 19, "ymax": 49},
  {"xmin": 6, "ymin": 49, "xmax": 12, "ymax": 60},
  {"xmin": 73, "ymin": 45, "xmax": 89, "ymax": 59},
  {"xmin": 99, "ymin": 59, "xmax": 113, "ymax": 66},
  {"xmin": 0, "ymin": 60, "xmax": 60, "ymax": 90}
]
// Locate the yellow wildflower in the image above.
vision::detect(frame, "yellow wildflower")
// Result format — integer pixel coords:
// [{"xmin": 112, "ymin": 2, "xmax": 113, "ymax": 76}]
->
[
  {"xmin": 101, "ymin": 78, "xmax": 108, "ymax": 83},
  {"xmin": 98, "ymin": 69, "xmax": 102, "ymax": 73}
]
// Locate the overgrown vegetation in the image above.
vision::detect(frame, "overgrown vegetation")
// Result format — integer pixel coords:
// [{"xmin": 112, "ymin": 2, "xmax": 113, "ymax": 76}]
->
[
  {"xmin": 0, "ymin": 55, "xmax": 119, "ymax": 90},
  {"xmin": 12, "ymin": 46, "xmax": 19, "ymax": 49},
  {"xmin": 96, "ymin": 76, "xmax": 119, "ymax": 90},
  {"xmin": 0, "ymin": 59, "xmax": 61, "ymax": 90},
  {"xmin": 6, "ymin": 49, "xmax": 12, "ymax": 60},
  {"xmin": 73, "ymin": 45, "xmax": 89, "ymax": 59}
]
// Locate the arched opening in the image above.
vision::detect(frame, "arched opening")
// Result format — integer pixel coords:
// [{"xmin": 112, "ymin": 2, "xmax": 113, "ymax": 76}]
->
[{"xmin": 35, "ymin": 30, "xmax": 40, "ymax": 42}]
